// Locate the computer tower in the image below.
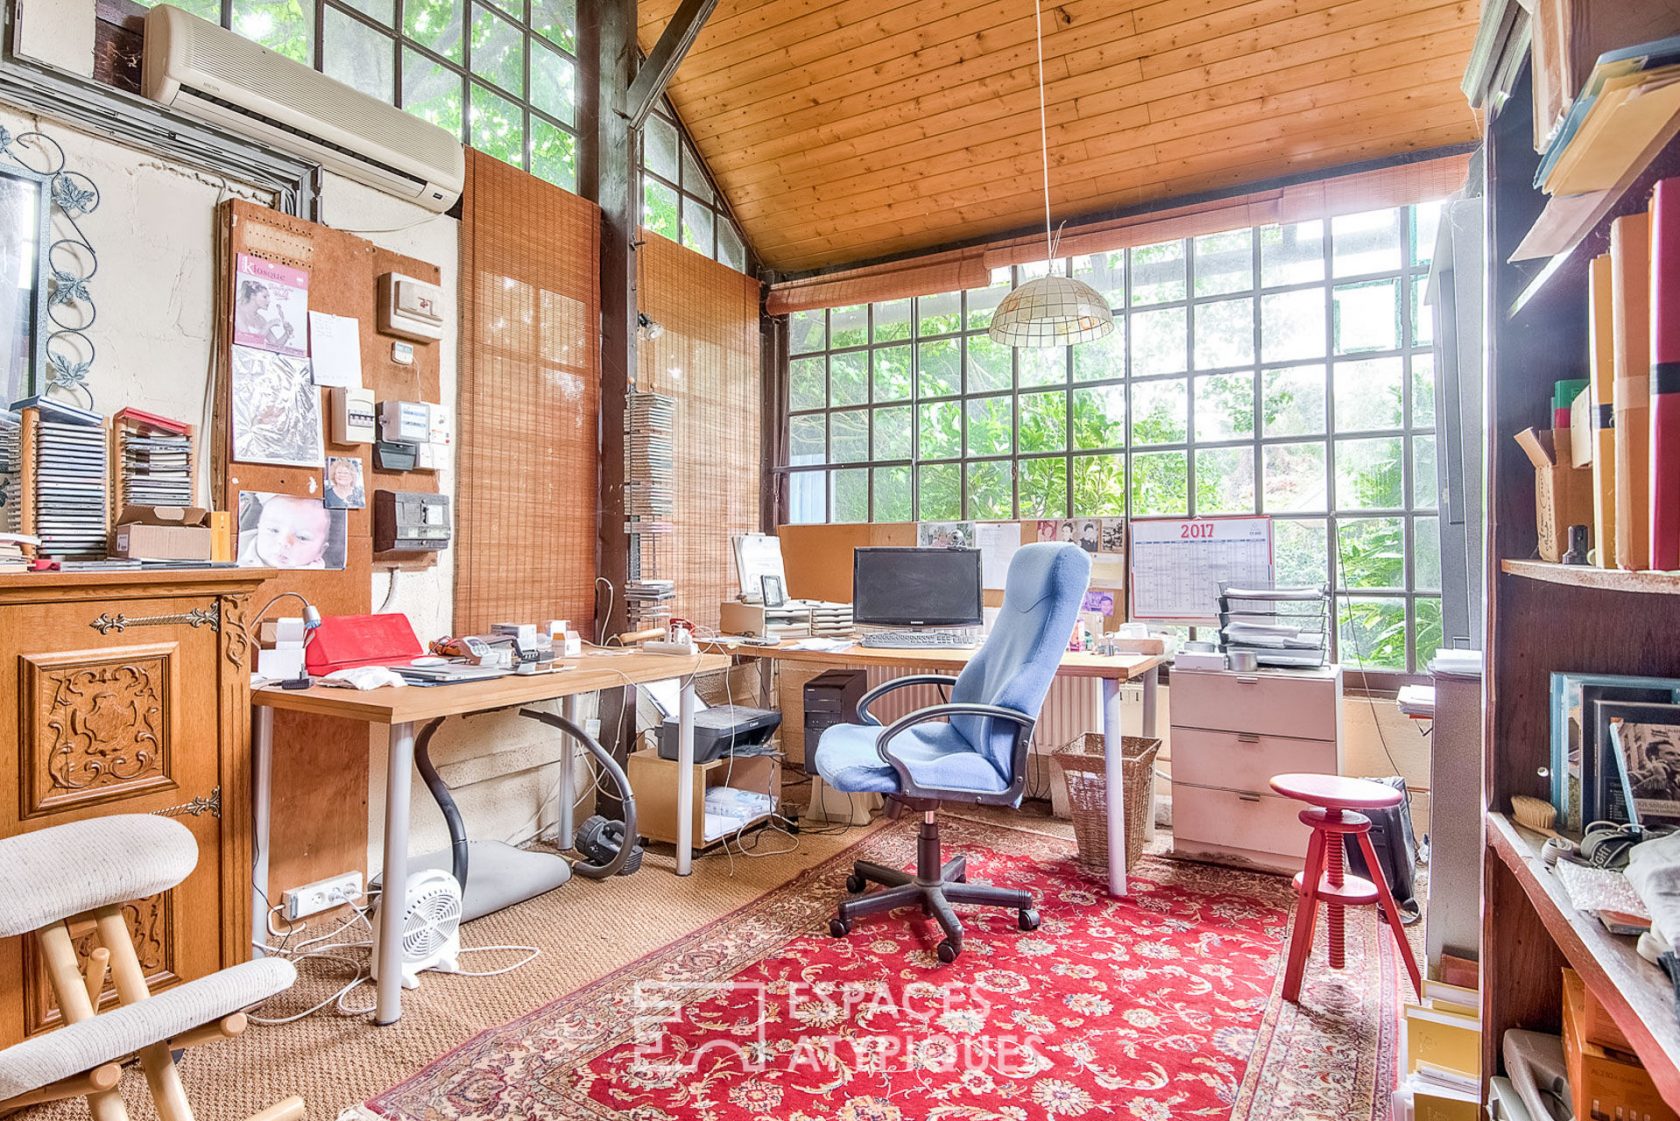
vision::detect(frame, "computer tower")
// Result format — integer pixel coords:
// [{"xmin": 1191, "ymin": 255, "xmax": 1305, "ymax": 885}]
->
[
  {"xmin": 804, "ymin": 671, "xmax": 873, "ymax": 826},
  {"xmin": 1344, "ymin": 775, "xmax": 1420, "ymax": 918},
  {"xmin": 803, "ymin": 670, "xmax": 867, "ymax": 745}
]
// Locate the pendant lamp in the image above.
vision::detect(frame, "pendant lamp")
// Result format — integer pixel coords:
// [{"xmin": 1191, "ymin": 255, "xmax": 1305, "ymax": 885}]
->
[{"xmin": 988, "ymin": 0, "xmax": 1114, "ymax": 348}]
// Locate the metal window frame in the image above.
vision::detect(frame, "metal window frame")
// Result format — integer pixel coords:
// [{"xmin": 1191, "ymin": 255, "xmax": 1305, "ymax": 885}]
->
[
  {"xmin": 637, "ymin": 98, "xmax": 750, "ymax": 270},
  {"xmin": 779, "ymin": 204, "xmax": 1446, "ymax": 673}
]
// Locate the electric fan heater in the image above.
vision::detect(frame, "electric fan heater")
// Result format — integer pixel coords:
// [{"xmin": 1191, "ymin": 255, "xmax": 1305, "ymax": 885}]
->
[{"xmin": 371, "ymin": 868, "xmax": 462, "ymax": 989}]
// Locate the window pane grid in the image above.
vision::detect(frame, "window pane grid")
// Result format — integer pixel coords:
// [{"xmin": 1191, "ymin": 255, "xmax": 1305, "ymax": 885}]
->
[
  {"xmin": 639, "ymin": 100, "xmax": 751, "ymax": 272},
  {"xmin": 781, "ymin": 205, "xmax": 1442, "ymax": 671}
]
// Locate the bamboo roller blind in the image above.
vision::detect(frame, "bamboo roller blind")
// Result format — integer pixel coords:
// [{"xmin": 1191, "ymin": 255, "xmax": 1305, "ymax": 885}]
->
[
  {"xmin": 637, "ymin": 233, "xmax": 763, "ymax": 633},
  {"xmin": 455, "ymin": 149, "xmax": 601, "ymax": 633},
  {"xmin": 767, "ymin": 153, "xmax": 1473, "ymax": 314}
]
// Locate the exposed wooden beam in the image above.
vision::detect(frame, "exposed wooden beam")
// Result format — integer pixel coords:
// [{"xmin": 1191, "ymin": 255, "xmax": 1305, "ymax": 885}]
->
[{"xmin": 625, "ymin": 0, "xmax": 719, "ymax": 129}]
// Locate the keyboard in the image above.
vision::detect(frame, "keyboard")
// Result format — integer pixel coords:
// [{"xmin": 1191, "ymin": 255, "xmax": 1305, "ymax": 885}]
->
[{"xmin": 858, "ymin": 630, "xmax": 979, "ymax": 649}]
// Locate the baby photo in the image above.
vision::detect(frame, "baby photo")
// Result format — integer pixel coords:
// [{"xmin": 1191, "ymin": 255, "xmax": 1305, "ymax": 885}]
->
[{"xmin": 237, "ymin": 490, "xmax": 346, "ymax": 570}]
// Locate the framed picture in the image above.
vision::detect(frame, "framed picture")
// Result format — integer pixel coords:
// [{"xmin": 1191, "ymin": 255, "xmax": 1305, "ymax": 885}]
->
[
  {"xmin": 1551, "ymin": 673, "xmax": 1680, "ymax": 831},
  {"xmin": 236, "ymin": 490, "xmax": 346, "ymax": 570},
  {"xmin": 760, "ymin": 574, "xmax": 786, "ymax": 608},
  {"xmin": 1599, "ymin": 701, "xmax": 1680, "ymax": 830}
]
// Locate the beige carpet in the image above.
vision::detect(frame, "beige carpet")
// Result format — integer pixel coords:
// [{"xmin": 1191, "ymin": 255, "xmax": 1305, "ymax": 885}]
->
[{"xmin": 18, "ymin": 805, "xmax": 1412, "ymax": 1121}]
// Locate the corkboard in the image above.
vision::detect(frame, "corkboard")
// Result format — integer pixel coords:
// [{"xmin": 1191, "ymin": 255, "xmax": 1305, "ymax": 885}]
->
[{"xmin": 213, "ymin": 199, "xmax": 444, "ymax": 901}]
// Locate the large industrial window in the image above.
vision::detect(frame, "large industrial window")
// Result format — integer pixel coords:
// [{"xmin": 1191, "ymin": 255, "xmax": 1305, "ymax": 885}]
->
[
  {"xmin": 782, "ymin": 204, "xmax": 1445, "ymax": 673},
  {"xmin": 133, "ymin": 0, "xmax": 581, "ymax": 191},
  {"xmin": 639, "ymin": 98, "xmax": 750, "ymax": 273}
]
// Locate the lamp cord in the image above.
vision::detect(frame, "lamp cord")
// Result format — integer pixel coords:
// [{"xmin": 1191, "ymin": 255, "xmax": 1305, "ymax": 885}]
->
[{"xmin": 1034, "ymin": 0, "xmax": 1053, "ymax": 268}]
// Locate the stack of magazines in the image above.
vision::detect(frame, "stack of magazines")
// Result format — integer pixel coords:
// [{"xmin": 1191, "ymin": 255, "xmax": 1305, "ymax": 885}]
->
[
  {"xmin": 26, "ymin": 401, "xmax": 108, "ymax": 560},
  {"xmin": 1217, "ymin": 584, "xmax": 1330, "ymax": 669},
  {"xmin": 0, "ymin": 409, "xmax": 19, "ymax": 536},
  {"xmin": 115, "ymin": 409, "xmax": 193, "ymax": 508}
]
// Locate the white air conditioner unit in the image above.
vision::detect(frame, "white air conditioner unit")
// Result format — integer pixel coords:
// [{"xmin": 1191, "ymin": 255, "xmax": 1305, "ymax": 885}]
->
[{"xmin": 141, "ymin": 4, "xmax": 464, "ymax": 212}]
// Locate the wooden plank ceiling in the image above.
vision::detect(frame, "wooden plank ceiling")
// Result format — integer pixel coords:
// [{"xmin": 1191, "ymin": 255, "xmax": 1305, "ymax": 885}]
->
[{"xmin": 636, "ymin": 0, "xmax": 1481, "ymax": 274}]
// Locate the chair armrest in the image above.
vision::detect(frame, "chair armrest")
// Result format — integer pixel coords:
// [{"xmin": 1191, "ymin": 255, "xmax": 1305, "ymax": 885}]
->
[
  {"xmin": 856, "ymin": 674, "xmax": 960, "ymax": 726},
  {"xmin": 875, "ymin": 702, "xmax": 1036, "ymax": 800}
]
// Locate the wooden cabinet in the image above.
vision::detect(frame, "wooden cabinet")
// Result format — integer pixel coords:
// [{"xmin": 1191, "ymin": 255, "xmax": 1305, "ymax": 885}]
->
[
  {"xmin": 0, "ymin": 569, "xmax": 267, "ymax": 1047},
  {"xmin": 1169, "ymin": 665, "xmax": 1343, "ymax": 874}
]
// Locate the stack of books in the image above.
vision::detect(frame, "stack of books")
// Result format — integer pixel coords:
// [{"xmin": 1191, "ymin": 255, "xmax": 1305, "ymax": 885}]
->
[
  {"xmin": 1393, "ymin": 980, "xmax": 1482, "ymax": 1121},
  {"xmin": 113, "ymin": 408, "xmax": 193, "ymax": 509},
  {"xmin": 0, "ymin": 532, "xmax": 32, "ymax": 572},
  {"xmin": 24, "ymin": 400, "xmax": 108, "ymax": 561},
  {"xmin": 1536, "ymin": 35, "xmax": 1680, "ymax": 201},
  {"xmin": 1216, "ymin": 585, "xmax": 1329, "ymax": 668}
]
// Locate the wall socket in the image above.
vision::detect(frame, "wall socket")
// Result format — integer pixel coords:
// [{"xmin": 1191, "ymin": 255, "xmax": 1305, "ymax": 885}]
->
[{"xmin": 283, "ymin": 872, "xmax": 364, "ymax": 921}]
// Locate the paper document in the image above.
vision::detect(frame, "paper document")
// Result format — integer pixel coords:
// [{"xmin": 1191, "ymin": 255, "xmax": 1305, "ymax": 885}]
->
[
  {"xmin": 307, "ymin": 312, "xmax": 364, "ymax": 388},
  {"xmin": 975, "ymin": 522, "xmax": 1021, "ymax": 590}
]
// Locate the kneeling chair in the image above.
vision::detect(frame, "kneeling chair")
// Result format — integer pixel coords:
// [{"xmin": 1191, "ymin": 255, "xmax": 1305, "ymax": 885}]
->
[
  {"xmin": 0, "ymin": 815, "xmax": 302, "ymax": 1121},
  {"xmin": 814, "ymin": 541, "xmax": 1091, "ymax": 962}
]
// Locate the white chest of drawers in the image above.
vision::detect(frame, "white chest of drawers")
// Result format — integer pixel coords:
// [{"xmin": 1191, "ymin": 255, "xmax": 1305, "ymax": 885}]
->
[{"xmin": 1168, "ymin": 665, "xmax": 1344, "ymax": 874}]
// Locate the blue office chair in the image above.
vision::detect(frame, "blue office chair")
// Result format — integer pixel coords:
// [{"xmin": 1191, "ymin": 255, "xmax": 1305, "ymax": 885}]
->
[{"xmin": 814, "ymin": 541, "xmax": 1092, "ymax": 962}]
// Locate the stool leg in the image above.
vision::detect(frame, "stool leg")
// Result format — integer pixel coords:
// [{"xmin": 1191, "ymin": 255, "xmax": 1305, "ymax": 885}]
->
[
  {"xmin": 1356, "ymin": 832, "xmax": 1422, "ymax": 998},
  {"xmin": 38, "ymin": 922, "xmax": 130, "ymax": 1121},
  {"xmin": 1282, "ymin": 826, "xmax": 1326, "ymax": 1004},
  {"xmin": 1324, "ymin": 817, "xmax": 1348, "ymax": 971}
]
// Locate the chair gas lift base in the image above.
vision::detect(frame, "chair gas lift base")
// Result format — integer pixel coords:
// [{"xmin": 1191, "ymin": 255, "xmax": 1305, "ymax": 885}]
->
[{"xmin": 831, "ymin": 799, "xmax": 1041, "ymax": 963}]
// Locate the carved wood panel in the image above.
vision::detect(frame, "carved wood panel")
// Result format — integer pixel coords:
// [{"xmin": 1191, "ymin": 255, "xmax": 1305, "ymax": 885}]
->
[
  {"xmin": 22, "ymin": 893, "xmax": 178, "ymax": 1034},
  {"xmin": 18, "ymin": 643, "xmax": 179, "ymax": 818}
]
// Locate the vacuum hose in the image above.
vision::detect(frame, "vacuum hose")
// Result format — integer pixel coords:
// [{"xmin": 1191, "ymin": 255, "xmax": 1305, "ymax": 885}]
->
[{"xmin": 517, "ymin": 708, "xmax": 639, "ymax": 880}]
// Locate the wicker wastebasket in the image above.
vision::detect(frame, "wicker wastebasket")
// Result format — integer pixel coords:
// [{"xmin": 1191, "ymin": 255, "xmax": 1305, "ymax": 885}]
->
[{"xmin": 1052, "ymin": 733, "xmax": 1161, "ymax": 872}]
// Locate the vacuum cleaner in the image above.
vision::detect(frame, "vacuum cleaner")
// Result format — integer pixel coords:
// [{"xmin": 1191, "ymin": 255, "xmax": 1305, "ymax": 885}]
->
[{"xmin": 392, "ymin": 707, "xmax": 641, "ymax": 923}]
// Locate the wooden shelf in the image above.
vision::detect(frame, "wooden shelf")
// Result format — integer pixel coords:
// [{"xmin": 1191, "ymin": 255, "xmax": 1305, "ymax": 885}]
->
[
  {"xmin": 1486, "ymin": 812, "xmax": 1680, "ymax": 1105},
  {"xmin": 1501, "ymin": 559, "xmax": 1680, "ymax": 593}
]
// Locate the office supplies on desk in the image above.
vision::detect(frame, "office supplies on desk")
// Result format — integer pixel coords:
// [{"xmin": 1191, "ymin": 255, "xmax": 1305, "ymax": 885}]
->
[{"xmin": 1218, "ymin": 584, "xmax": 1330, "ymax": 668}]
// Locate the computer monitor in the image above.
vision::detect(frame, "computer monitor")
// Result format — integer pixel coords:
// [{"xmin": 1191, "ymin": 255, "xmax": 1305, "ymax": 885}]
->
[{"xmin": 852, "ymin": 547, "xmax": 984, "ymax": 628}]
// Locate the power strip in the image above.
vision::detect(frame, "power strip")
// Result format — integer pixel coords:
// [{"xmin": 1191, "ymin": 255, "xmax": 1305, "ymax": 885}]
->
[
  {"xmin": 283, "ymin": 871, "xmax": 364, "ymax": 921},
  {"xmin": 642, "ymin": 640, "xmax": 696, "ymax": 655}
]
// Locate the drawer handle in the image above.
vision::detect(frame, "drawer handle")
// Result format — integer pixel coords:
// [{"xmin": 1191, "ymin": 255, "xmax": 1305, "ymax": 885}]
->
[
  {"xmin": 1237, "ymin": 794, "xmax": 1262, "ymax": 803},
  {"xmin": 1236, "ymin": 733, "xmax": 1261, "ymax": 744},
  {"xmin": 90, "ymin": 605, "xmax": 220, "ymax": 635},
  {"xmin": 1236, "ymin": 676, "xmax": 1259, "ymax": 685}
]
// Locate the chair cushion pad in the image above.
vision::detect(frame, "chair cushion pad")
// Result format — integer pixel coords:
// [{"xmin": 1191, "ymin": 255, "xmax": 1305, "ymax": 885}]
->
[
  {"xmin": 0, "ymin": 816, "xmax": 198, "ymax": 938},
  {"xmin": 813, "ymin": 721, "xmax": 1010, "ymax": 796},
  {"xmin": 0, "ymin": 958, "xmax": 297, "ymax": 1100}
]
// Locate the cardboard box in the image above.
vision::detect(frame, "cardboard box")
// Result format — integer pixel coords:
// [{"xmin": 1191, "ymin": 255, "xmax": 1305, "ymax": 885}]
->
[
  {"xmin": 1516, "ymin": 427, "xmax": 1595, "ymax": 562},
  {"xmin": 1561, "ymin": 969, "xmax": 1677, "ymax": 1121},
  {"xmin": 109, "ymin": 505, "xmax": 213, "ymax": 561}
]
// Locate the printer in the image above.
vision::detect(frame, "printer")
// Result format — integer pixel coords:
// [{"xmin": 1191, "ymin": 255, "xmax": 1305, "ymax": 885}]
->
[{"xmin": 657, "ymin": 705, "xmax": 781, "ymax": 764}]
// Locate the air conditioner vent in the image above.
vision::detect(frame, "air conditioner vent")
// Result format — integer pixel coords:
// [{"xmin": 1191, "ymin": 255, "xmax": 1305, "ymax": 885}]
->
[{"xmin": 142, "ymin": 3, "xmax": 463, "ymax": 212}]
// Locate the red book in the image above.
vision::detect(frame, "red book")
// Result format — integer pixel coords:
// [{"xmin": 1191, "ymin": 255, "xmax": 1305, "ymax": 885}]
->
[{"xmin": 1652, "ymin": 180, "xmax": 1680, "ymax": 571}]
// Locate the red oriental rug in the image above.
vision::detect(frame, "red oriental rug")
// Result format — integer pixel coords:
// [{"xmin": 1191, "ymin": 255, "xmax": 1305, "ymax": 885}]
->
[{"xmin": 366, "ymin": 816, "xmax": 1404, "ymax": 1121}]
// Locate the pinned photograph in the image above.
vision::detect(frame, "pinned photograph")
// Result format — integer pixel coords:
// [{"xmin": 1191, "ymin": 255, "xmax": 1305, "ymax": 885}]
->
[
  {"xmin": 237, "ymin": 491, "xmax": 346, "ymax": 570},
  {"xmin": 1036, "ymin": 519, "xmax": 1076, "ymax": 543},
  {"xmin": 323, "ymin": 455, "xmax": 366, "ymax": 510},
  {"xmin": 1099, "ymin": 518, "xmax": 1126, "ymax": 554},
  {"xmin": 1082, "ymin": 590, "xmax": 1116, "ymax": 617},
  {"xmin": 1074, "ymin": 518, "xmax": 1102, "ymax": 553},
  {"xmin": 230, "ymin": 344, "xmax": 324, "ymax": 467},
  {"xmin": 918, "ymin": 521, "xmax": 976, "ymax": 549},
  {"xmin": 233, "ymin": 253, "xmax": 309, "ymax": 357}
]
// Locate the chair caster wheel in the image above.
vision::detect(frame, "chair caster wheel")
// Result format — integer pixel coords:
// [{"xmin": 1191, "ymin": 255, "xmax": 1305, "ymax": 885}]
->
[
  {"xmin": 1018, "ymin": 909, "xmax": 1041, "ymax": 932},
  {"xmin": 830, "ymin": 918, "xmax": 852, "ymax": 938},
  {"xmin": 936, "ymin": 939, "xmax": 959, "ymax": 963},
  {"xmin": 845, "ymin": 873, "xmax": 867, "ymax": 893}
]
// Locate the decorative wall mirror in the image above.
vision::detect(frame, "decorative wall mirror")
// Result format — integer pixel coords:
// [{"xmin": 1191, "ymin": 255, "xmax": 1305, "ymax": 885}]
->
[{"xmin": 0, "ymin": 129, "xmax": 99, "ymax": 407}]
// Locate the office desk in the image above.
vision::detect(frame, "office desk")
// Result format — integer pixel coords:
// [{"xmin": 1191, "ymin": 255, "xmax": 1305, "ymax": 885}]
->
[
  {"xmin": 705, "ymin": 640, "xmax": 1165, "ymax": 897},
  {"xmin": 251, "ymin": 649, "xmax": 727, "ymax": 1025}
]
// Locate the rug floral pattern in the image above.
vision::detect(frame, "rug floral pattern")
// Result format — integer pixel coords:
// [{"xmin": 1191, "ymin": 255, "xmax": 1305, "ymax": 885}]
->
[{"xmin": 367, "ymin": 817, "xmax": 1401, "ymax": 1121}]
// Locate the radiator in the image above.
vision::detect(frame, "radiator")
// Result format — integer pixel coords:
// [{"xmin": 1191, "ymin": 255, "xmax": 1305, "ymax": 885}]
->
[{"xmin": 862, "ymin": 667, "xmax": 1143, "ymax": 753}]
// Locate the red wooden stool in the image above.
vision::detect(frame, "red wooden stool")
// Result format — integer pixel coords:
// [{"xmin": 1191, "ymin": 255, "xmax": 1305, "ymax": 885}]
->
[{"xmin": 1269, "ymin": 772, "xmax": 1422, "ymax": 1002}]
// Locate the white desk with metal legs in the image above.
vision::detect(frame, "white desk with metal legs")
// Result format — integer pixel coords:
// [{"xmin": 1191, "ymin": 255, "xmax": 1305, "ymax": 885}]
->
[
  {"xmin": 249, "ymin": 650, "xmax": 727, "ymax": 1025},
  {"xmin": 704, "ymin": 641, "xmax": 1165, "ymax": 896}
]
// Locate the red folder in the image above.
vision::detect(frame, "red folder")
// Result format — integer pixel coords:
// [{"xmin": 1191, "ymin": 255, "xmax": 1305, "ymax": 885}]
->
[
  {"xmin": 1653, "ymin": 180, "xmax": 1680, "ymax": 571},
  {"xmin": 304, "ymin": 613, "xmax": 423, "ymax": 674}
]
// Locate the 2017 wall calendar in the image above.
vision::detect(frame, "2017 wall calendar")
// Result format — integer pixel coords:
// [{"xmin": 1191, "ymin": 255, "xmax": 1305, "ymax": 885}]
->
[{"xmin": 1129, "ymin": 515, "xmax": 1273, "ymax": 621}]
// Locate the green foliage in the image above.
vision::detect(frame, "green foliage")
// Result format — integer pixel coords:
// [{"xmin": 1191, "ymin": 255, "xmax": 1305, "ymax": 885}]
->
[{"xmin": 232, "ymin": 0, "xmax": 313, "ymax": 64}]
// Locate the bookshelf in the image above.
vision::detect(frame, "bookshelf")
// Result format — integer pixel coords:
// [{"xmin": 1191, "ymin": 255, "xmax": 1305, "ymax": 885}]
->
[{"xmin": 1481, "ymin": 63, "xmax": 1680, "ymax": 1108}]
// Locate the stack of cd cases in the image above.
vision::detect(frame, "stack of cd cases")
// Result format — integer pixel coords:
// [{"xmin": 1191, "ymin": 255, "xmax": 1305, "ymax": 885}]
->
[{"xmin": 23, "ymin": 401, "xmax": 108, "ymax": 560}]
